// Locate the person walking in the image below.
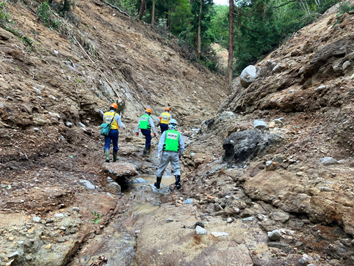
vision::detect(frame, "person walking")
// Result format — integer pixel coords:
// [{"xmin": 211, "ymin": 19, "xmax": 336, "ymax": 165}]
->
[
  {"xmin": 103, "ymin": 103, "xmax": 125, "ymax": 163},
  {"xmin": 158, "ymin": 107, "xmax": 172, "ymax": 135},
  {"xmin": 155, "ymin": 119, "xmax": 184, "ymax": 190},
  {"xmin": 136, "ymin": 108, "xmax": 156, "ymax": 157}
]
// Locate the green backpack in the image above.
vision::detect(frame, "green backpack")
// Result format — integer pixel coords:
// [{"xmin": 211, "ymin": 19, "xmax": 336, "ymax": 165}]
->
[{"xmin": 100, "ymin": 116, "xmax": 114, "ymax": 136}]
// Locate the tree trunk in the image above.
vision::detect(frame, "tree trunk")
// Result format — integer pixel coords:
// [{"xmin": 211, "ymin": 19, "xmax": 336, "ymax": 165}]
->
[
  {"xmin": 143, "ymin": 0, "xmax": 147, "ymax": 21},
  {"xmin": 227, "ymin": 0, "xmax": 234, "ymax": 87},
  {"xmin": 197, "ymin": 0, "xmax": 202, "ymax": 60},
  {"xmin": 151, "ymin": 0, "xmax": 155, "ymax": 25},
  {"xmin": 138, "ymin": 0, "xmax": 145, "ymax": 20},
  {"xmin": 63, "ymin": 0, "xmax": 71, "ymax": 11}
]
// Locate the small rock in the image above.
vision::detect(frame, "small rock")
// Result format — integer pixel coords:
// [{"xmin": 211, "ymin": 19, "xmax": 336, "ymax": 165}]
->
[
  {"xmin": 195, "ymin": 226, "xmax": 207, "ymax": 235},
  {"xmin": 32, "ymin": 216, "xmax": 41, "ymax": 223},
  {"xmin": 78, "ymin": 122, "xmax": 86, "ymax": 128},
  {"xmin": 211, "ymin": 232, "xmax": 229, "ymax": 237},
  {"xmin": 33, "ymin": 128, "xmax": 40, "ymax": 132},
  {"xmin": 54, "ymin": 213, "xmax": 64, "ymax": 219},
  {"xmin": 8, "ymin": 237, "xmax": 14, "ymax": 241},
  {"xmin": 226, "ymin": 218, "xmax": 233, "ymax": 223},
  {"xmin": 254, "ymin": 120, "xmax": 268, "ymax": 130},
  {"xmin": 166, "ymin": 218, "xmax": 174, "ymax": 223},
  {"xmin": 242, "ymin": 217, "xmax": 255, "ymax": 222},
  {"xmin": 319, "ymin": 157, "xmax": 337, "ymax": 165},
  {"xmin": 7, "ymin": 251, "xmax": 19, "ymax": 259},
  {"xmin": 79, "ymin": 180, "xmax": 95, "ymax": 190},
  {"xmin": 131, "ymin": 178, "xmax": 148, "ymax": 184},
  {"xmin": 45, "ymin": 244, "xmax": 52, "ymax": 250},
  {"xmin": 268, "ymin": 230, "xmax": 282, "ymax": 241},
  {"xmin": 320, "ymin": 187, "xmax": 333, "ymax": 192},
  {"xmin": 266, "ymin": 160, "xmax": 277, "ymax": 171},
  {"xmin": 314, "ymin": 85, "xmax": 326, "ymax": 91},
  {"xmin": 343, "ymin": 61, "xmax": 351, "ymax": 71},
  {"xmin": 272, "ymin": 118, "xmax": 284, "ymax": 127},
  {"xmin": 184, "ymin": 199, "xmax": 193, "ymax": 204},
  {"xmin": 65, "ymin": 122, "xmax": 73, "ymax": 128},
  {"xmin": 72, "ymin": 207, "xmax": 80, "ymax": 212}
]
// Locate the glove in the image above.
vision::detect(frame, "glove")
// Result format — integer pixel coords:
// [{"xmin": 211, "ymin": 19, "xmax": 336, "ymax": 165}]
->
[
  {"xmin": 157, "ymin": 154, "xmax": 161, "ymax": 159},
  {"xmin": 154, "ymin": 133, "xmax": 157, "ymax": 137},
  {"xmin": 136, "ymin": 132, "xmax": 139, "ymax": 137}
]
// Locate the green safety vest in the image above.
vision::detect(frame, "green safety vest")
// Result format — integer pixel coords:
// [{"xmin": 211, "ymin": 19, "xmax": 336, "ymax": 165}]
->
[
  {"xmin": 139, "ymin": 114, "xmax": 151, "ymax": 130},
  {"xmin": 163, "ymin": 130, "xmax": 180, "ymax": 152}
]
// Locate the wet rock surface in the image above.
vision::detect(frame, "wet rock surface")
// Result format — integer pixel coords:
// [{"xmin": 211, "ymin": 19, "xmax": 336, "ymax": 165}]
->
[{"xmin": 223, "ymin": 129, "xmax": 284, "ymax": 166}]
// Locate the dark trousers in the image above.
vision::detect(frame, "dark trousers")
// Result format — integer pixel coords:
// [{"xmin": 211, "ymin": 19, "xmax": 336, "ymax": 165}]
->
[
  {"xmin": 104, "ymin": 129, "xmax": 119, "ymax": 153},
  {"xmin": 141, "ymin": 129, "xmax": 152, "ymax": 149},
  {"xmin": 160, "ymin": 124, "xmax": 168, "ymax": 134}
]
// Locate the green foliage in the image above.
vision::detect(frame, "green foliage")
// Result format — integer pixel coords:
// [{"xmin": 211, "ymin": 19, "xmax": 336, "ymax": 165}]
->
[
  {"xmin": 338, "ymin": 1, "xmax": 354, "ymax": 13},
  {"xmin": 91, "ymin": 211, "xmax": 101, "ymax": 224},
  {"xmin": 332, "ymin": 1, "xmax": 354, "ymax": 27},
  {"xmin": 0, "ymin": 2, "xmax": 9, "ymax": 25},
  {"xmin": 38, "ymin": 1, "xmax": 61, "ymax": 29},
  {"xmin": 207, "ymin": 5, "xmax": 229, "ymax": 47},
  {"xmin": 231, "ymin": 0, "xmax": 341, "ymax": 75}
]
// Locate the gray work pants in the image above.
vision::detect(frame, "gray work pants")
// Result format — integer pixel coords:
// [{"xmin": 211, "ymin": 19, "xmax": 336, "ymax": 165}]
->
[{"xmin": 156, "ymin": 151, "xmax": 180, "ymax": 177}]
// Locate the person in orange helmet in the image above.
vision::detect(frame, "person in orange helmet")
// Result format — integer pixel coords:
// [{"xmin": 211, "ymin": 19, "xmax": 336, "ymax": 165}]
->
[
  {"xmin": 158, "ymin": 107, "xmax": 172, "ymax": 135},
  {"xmin": 136, "ymin": 108, "xmax": 156, "ymax": 157},
  {"xmin": 103, "ymin": 103, "xmax": 125, "ymax": 162}
]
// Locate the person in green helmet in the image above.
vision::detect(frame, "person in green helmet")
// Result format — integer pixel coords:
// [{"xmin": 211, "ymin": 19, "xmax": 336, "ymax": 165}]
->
[{"xmin": 154, "ymin": 119, "xmax": 184, "ymax": 190}]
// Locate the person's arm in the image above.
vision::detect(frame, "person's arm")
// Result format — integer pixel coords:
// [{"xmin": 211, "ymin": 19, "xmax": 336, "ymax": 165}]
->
[
  {"xmin": 149, "ymin": 117, "xmax": 156, "ymax": 134},
  {"xmin": 115, "ymin": 114, "xmax": 125, "ymax": 129},
  {"xmin": 179, "ymin": 134, "xmax": 185, "ymax": 156},
  {"xmin": 136, "ymin": 118, "xmax": 140, "ymax": 133},
  {"xmin": 158, "ymin": 132, "xmax": 166, "ymax": 155}
]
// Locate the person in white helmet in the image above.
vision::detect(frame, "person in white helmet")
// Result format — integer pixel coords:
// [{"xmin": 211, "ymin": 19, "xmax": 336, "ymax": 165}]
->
[{"xmin": 155, "ymin": 119, "xmax": 184, "ymax": 190}]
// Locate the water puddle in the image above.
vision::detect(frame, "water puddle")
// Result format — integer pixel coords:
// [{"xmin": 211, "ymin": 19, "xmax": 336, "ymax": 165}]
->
[{"xmin": 124, "ymin": 174, "xmax": 176, "ymax": 195}]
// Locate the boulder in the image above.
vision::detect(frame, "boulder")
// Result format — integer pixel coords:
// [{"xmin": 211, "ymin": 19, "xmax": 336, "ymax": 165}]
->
[
  {"xmin": 240, "ymin": 65, "xmax": 258, "ymax": 88},
  {"xmin": 106, "ymin": 177, "xmax": 121, "ymax": 194},
  {"xmin": 223, "ymin": 129, "xmax": 284, "ymax": 166},
  {"xmin": 102, "ymin": 162, "xmax": 138, "ymax": 180}
]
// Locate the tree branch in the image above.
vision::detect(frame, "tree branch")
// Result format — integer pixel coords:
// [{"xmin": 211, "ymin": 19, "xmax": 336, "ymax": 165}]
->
[{"xmin": 273, "ymin": 0, "xmax": 298, "ymax": 8}]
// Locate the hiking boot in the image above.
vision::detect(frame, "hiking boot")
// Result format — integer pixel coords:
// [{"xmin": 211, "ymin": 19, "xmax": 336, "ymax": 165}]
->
[
  {"xmin": 154, "ymin": 176, "xmax": 162, "ymax": 189},
  {"xmin": 175, "ymin": 175, "xmax": 181, "ymax": 189},
  {"xmin": 113, "ymin": 152, "xmax": 119, "ymax": 162},
  {"xmin": 104, "ymin": 150, "xmax": 110, "ymax": 163},
  {"xmin": 142, "ymin": 148, "xmax": 147, "ymax": 157},
  {"xmin": 146, "ymin": 147, "xmax": 151, "ymax": 157}
]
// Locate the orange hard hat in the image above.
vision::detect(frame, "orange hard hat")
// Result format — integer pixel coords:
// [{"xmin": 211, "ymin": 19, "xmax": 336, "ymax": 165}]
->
[
  {"xmin": 110, "ymin": 103, "xmax": 118, "ymax": 109},
  {"xmin": 165, "ymin": 107, "xmax": 170, "ymax": 111},
  {"xmin": 145, "ymin": 108, "xmax": 152, "ymax": 114}
]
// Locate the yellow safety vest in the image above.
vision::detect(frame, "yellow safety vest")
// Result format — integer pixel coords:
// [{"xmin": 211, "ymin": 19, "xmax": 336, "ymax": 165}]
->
[
  {"xmin": 160, "ymin": 112, "xmax": 171, "ymax": 124},
  {"xmin": 104, "ymin": 111, "xmax": 119, "ymax": 130}
]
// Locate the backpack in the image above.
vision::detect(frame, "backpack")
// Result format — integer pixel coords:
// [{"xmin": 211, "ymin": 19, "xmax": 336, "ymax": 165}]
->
[{"xmin": 100, "ymin": 116, "xmax": 114, "ymax": 136}]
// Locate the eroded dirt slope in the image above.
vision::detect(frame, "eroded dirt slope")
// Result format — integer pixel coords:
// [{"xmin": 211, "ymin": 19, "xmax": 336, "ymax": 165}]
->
[{"xmin": 0, "ymin": 0, "xmax": 227, "ymax": 265}]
